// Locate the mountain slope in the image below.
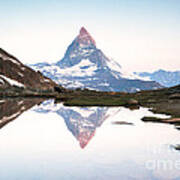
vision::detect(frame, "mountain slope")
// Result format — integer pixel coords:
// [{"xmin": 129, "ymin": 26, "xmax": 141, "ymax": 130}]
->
[
  {"xmin": 0, "ymin": 48, "xmax": 57, "ymax": 91},
  {"xmin": 31, "ymin": 27, "xmax": 162, "ymax": 92},
  {"xmin": 134, "ymin": 70, "xmax": 180, "ymax": 87}
]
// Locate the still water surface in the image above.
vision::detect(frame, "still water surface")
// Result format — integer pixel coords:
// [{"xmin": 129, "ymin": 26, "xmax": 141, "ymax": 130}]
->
[{"xmin": 0, "ymin": 99, "xmax": 180, "ymax": 180}]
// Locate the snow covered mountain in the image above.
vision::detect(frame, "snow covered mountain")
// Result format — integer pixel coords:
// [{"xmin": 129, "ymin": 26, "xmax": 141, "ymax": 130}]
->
[
  {"xmin": 0, "ymin": 48, "xmax": 57, "ymax": 91},
  {"xmin": 134, "ymin": 70, "xmax": 180, "ymax": 87},
  {"xmin": 31, "ymin": 27, "xmax": 162, "ymax": 92}
]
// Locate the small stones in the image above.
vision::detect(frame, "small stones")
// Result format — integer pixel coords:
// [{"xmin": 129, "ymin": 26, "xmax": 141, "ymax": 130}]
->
[
  {"xmin": 127, "ymin": 99, "xmax": 139, "ymax": 105},
  {"xmin": 169, "ymin": 93, "xmax": 180, "ymax": 99},
  {"xmin": 147, "ymin": 99, "xmax": 156, "ymax": 103}
]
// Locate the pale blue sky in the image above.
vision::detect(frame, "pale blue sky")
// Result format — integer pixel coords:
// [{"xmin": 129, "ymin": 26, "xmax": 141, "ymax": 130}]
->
[{"xmin": 0, "ymin": 0, "xmax": 180, "ymax": 72}]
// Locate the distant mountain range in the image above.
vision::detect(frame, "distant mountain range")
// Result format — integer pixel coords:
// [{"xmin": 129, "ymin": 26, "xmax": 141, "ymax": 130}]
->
[
  {"xmin": 134, "ymin": 70, "xmax": 180, "ymax": 87},
  {"xmin": 0, "ymin": 48, "xmax": 56, "ymax": 91},
  {"xmin": 30, "ymin": 27, "xmax": 162, "ymax": 92}
]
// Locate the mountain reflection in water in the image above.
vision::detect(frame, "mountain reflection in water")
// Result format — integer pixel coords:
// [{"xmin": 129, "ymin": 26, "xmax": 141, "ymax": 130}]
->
[
  {"xmin": 0, "ymin": 99, "xmax": 180, "ymax": 179},
  {"xmin": 0, "ymin": 99, "xmax": 175, "ymax": 149},
  {"xmin": 34, "ymin": 100, "xmax": 121, "ymax": 148},
  {"xmin": 0, "ymin": 98, "xmax": 121, "ymax": 148}
]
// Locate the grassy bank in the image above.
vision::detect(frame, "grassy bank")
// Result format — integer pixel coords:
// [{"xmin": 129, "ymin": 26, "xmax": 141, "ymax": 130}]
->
[
  {"xmin": 1, "ymin": 85, "xmax": 180, "ymax": 119},
  {"xmin": 60, "ymin": 86, "xmax": 180, "ymax": 118}
]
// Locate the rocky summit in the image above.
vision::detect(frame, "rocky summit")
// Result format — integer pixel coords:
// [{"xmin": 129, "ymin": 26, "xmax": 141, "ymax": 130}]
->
[{"xmin": 31, "ymin": 27, "xmax": 162, "ymax": 92}]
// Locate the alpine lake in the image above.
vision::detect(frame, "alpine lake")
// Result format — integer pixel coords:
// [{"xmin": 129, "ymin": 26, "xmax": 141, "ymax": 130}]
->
[{"xmin": 0, "ymin": 97, "xmax": 180, "ymax": 180}]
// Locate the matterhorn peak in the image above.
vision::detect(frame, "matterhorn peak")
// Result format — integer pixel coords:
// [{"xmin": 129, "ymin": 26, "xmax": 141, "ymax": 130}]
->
[
  {"xmin": 34, "ymin": 27, "xmax": 162, "ymax": 92},
  {"xmin": 77, "ymin": 27, "xmax": 96, "ymax": 46},
  {"xmin": 79, "ymin": 27, "xmax": 89, "ymax": 35}
]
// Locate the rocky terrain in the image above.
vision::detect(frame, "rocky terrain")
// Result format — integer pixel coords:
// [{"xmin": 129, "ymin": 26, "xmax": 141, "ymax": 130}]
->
[{"xmin": 0, "ymin": 48, "xmax": 59, "ymax": 95}]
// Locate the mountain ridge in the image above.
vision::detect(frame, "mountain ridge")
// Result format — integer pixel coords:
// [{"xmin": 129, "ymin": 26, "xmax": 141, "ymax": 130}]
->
[
  {"xmin": 135, "ymin": 69, "xmax": 180, "ymax": 87},
  {"xmin": 0, "ymin": 47, "xmax": 57, "ymax": 91}
]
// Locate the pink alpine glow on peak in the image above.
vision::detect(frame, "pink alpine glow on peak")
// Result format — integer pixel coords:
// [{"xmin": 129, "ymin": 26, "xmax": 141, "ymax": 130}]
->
[
  {"xmin": 80, "ymin": 27, "xmax": 89, "ymax": 35},
  {"xmin": 76, "ymin": 27, "xmax": 96, "ymax": 46}
]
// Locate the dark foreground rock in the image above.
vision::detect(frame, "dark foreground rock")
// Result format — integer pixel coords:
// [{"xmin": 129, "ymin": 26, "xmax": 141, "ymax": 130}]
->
[{"xmin": 0, "ymin": 48, "xmax": 63, "ymax": 92}]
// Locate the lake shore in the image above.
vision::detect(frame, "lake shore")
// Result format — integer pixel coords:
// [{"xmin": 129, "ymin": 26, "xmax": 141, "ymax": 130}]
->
[{"xmin": 0, "ymin": 85, "xmax": 180, "ymax": 123}]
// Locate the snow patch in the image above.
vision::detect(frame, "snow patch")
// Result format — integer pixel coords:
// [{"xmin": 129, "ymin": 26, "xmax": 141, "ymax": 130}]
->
[
  {"xmin": 34, "ymin": 59, "xmax": 97, "ymax": 78},
  {"xmin": 0, "ymin": 111, "xmax": 21, "ymax": 122},
  {"xmin": 120, "ymin": 69, "xmax": 151, "ymax": 81},
  {"xmin": 44, "ymin": 79, "xmax": 51, "ymax": 82},
  {"xmin": 0, "ymin": 100, "xmax": 5, "ymax": 103},
  {"xmin": 0, "ymin": 54, "xmax": 21, "ymax": 65},
  {"xmin": 21, "ymin": 67, "xmax": 26, "ymax": 71},
  {"xmin": 18, "ymin": 72, "xmax": 24, "ymax": 77},
  {"xmin": 0, "ymin": 79, "xmax": 4, "ymax": 84},
  {"xmin": 0, "ymin": 75, "xmax": 25, "ymax": 88},
  {"xmin": 106, "ymin": 58, "xmax": 122, "ymax": 72}
]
